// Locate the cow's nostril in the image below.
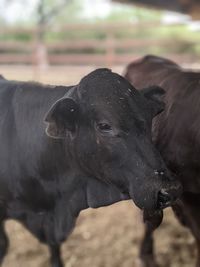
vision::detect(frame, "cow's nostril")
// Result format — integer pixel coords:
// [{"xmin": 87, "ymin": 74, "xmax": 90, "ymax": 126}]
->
[{"xmin": 157, "ymin": 189, "xmax": 172, "ymax": 209}]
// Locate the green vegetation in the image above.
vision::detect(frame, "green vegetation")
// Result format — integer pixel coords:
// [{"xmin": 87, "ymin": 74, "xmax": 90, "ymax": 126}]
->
[{"xmin": 0, "ymin": 0, "xmax": 200, "ymax": 58}]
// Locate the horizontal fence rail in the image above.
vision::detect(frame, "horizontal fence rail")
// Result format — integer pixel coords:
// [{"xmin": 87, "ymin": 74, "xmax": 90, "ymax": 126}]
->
[{"xmin": 0, "ymin": 22, "xmax": 199, "ymax": 67}]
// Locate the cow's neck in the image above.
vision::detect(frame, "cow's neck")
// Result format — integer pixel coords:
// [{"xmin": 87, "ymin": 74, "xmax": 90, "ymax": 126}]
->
[{"xmin": 53, "ymin": 172, "xmax": 129, "ymax": 210}]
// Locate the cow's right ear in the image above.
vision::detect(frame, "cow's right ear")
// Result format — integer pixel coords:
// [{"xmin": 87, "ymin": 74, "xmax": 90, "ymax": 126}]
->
[
  {"xmin": 44, "ymin": 97, "xmax": 79, "ymax": 139},
  {"xmin": 140, "ymin": 86, "xmax": 165, "ymax": 116}
]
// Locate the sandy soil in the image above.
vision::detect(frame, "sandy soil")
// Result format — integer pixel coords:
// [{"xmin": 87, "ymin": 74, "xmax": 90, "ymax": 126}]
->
[
  {"xmin": 0, "ymin": 65, "xmax": 197, "ymax": 267},
  {"xmin": 2, "ymin": 202, "xmax": 195, "ymax": 267}
]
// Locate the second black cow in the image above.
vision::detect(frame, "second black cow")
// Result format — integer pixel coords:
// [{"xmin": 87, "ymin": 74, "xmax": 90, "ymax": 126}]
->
[
  {"xmin": 124, "ymin": 55, "xmax": 200, "ymax": 267},
  {"xmin": 0, "ymin": 68, "xmax": 181, "ymax": 266}
]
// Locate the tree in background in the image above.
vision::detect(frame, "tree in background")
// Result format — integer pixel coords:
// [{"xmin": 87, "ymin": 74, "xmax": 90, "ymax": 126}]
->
[{"xmin": 35, "ymin": 0, "xmax": 75, "ymax": 68}]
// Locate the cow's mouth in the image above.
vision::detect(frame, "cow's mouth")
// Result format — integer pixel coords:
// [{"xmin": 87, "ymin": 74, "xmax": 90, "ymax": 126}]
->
[{"xmin": 157, "ymin": 189, "xmax": 175, "ymax": 209}]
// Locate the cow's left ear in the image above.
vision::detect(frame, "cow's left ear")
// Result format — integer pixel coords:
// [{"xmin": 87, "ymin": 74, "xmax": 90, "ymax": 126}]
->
[
  {"xmin": 44, "ymin": 97, "xmax": 79, "ymax": 139},
  {"xmin": 141, "ymin": 86, "xmax": 165, "ymax": 116}
]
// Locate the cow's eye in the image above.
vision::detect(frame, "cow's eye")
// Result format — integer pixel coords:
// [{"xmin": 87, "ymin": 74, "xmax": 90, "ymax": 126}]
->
[{"xmin": 96, "ymin": 122, "xmax": 112, "ymax": 133}]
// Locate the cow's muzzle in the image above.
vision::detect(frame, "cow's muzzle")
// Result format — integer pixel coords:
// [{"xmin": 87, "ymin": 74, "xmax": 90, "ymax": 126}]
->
[{"xmin": 157, "ymin": 182, "xmax": 182, "ymax": 209}]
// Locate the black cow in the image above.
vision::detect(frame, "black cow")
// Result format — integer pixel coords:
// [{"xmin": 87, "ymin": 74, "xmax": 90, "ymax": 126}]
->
[
  {"xmin": 0, "ymin": 68, "xmax": 181, "ymax": 267},
  {"xmin": 124, "ymin": 55, "xmax": 200, "ymax": 267}
]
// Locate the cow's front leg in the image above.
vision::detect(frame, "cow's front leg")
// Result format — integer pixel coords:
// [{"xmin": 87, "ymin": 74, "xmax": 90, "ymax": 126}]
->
[
  {"xmin": 195, "ymin": 240, "xmax": 200, "ymax": 267},
  {"xmin": 0, "ymin": 222, "xmax": 8, "ymax": 265},
  {"xmin": 172, "ymin": 193, "xmax": 200, "ymax": 267},
  {"xmin": 139, "ymin": 210, "xmax": 163, "ymax": 267},
  {"xmin": 49, "ymin": 244, "xmax": 64, "ymax": 267}
]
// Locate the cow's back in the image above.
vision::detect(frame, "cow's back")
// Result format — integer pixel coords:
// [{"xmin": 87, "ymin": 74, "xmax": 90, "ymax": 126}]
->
[{"xmin": 124, "ymin": 55, "xmax": 180, "ymax": 90}]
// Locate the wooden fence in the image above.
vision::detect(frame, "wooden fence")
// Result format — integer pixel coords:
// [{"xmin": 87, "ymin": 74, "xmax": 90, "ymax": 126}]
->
[{"xmin": 0, "ymin": 22, "xmax": 199, "ymax": 67}]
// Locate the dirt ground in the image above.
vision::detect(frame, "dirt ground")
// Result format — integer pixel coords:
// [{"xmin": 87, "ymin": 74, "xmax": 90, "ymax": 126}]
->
[
  {"xmin": 0, "ymin": 65, "xmax": 197, "ymax": 267},
  {"xmin": 2, "ymin": 202, "xmax": 195, "ymax": 267}
]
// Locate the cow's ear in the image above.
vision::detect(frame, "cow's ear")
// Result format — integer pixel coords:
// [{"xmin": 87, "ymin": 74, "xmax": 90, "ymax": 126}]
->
[
  {"xmin": 44, "ymin": 97, "xmax": 79, "ymax": 139},
  {"xmin": 141, "ymin": 86, "xmax": 165, "ymax": 116}
]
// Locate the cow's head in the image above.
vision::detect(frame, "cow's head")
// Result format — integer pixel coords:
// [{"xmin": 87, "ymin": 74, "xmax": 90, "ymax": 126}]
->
[{"xmin": 44, "ymin": 69, "xmax": 181, "ymax": 211}]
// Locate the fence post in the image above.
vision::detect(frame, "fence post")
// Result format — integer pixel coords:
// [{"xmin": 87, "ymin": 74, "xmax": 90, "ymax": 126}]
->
[
  {"xmin": 37, "ymin": 26, "xmax": 49, "ymax": 69},
  {"xmin": 35, "ymin": 41, "xmax": 49, "ymax": 69},
  {"xmin": 32, "ymin": 27, "xmax": 49, "ymax": 80},
  {"xmin": 106, "ymin": 32, "xmax": 115, "ymax": 67}
]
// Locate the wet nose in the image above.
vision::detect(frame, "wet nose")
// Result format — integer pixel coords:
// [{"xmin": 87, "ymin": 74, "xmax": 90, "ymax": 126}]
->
[
  {"xmin": 154, "ymin": 169, "xmax": 182, "ymax": 209},
  {"xmin": 157, "ymin": 181, "xmax": 182, "ymax": 210},
  {"xmin": 157, "ymin": 189, "xmax": 174, "ymax": 209}
]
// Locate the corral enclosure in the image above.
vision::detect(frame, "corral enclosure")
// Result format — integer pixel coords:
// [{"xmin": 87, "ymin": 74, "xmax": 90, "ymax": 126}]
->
[
  {"xmin": 1, "ymin": 22, "xmax": 200, "ymax": 67},
  {"xmin": 0, "ymin": 0, "xmax": 200, "ymax": 266}
]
